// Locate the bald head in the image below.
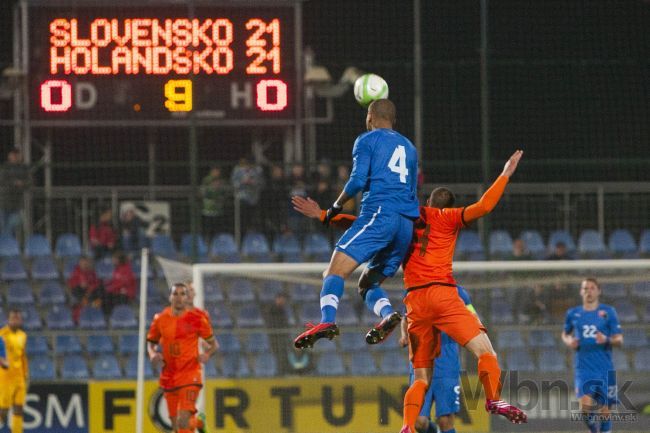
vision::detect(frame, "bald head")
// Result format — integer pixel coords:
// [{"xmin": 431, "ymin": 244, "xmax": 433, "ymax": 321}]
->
[{"xmin": 366, "ymin": 99, "xmax": 396, "ymax": 130}]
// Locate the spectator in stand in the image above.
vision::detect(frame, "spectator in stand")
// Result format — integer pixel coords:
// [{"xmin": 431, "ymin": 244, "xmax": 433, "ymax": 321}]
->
[
  {"xmin": 334, "ymin": 164, "xmax": 355, "ymax": 214},
  {"xmin": 90, "ymin": 208, "xmax": 117, "ymax": 259},
  {"xmin": 265, "ymin": 164, "xmax": 288, "ymax": 234},
  {"xmin": 512, "ymin": 238, "xmax": 532, "ymax": 260},
  {"xmin": 287, "ymin": 347, "xmax": 314, "ymax": 375},
  {"xmin": 119, "ymin": 206, "xmax": 146, "ymax": 255},
  {"xmin": 103, "ymin": 251, "xmax": 136, "ymax": 316},
  {"xmin": 313, "ymin": 160, "xmax": 332, "ymax": 183},
  {"xmin": 0, "ymin": 149, "xmax": 31, "ymax": 237},
  {"xmin": 546, "ymin": 241, "xmax": 572, "ymax": 260},
  {"xmin": 518, "ymin": 284, "xmax": 548, "ymax": 324},
  {"xmin": 66, "ymin": 256, "xmax": 102, "ymax": 323},
  {"xmin": 201, "ymin": 166, "xmax": 230, "ymax": 238},
  {"xmin": 265, "ymin": 291, "xmax": 290, "ymax": 375},
  {"xmin": 231, "ymin": 158, "xmax": 264, "ymax": 230},
  {"xmin": 289, "ymin": 164, "xmax": 306, "ymax": 184}
]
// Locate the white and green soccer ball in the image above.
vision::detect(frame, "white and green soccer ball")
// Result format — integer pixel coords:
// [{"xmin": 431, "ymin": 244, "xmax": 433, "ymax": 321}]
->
[{"xmin": 353, "ymin": 73, "xmax": 389, "ymax": 107}]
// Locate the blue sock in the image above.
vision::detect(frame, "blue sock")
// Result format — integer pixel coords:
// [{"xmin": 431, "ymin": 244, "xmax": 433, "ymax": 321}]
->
[
  {"xmin": 320, "ymin": 275, "xmax": 345, "ymax": 323},
  {"xmin": 584, "ymin": 412, "xmax": 598, "ymax": 433},
  {"xmin": 441, "ymin": 429, "xmax": 455, "ymax": 433},
  {"xmin": 601, "ymin": 418, "xmax": 612, "ymax": 433},
  {"xmin": 364, "ymin": 285, "xmax": 394, "ymax": 318}
]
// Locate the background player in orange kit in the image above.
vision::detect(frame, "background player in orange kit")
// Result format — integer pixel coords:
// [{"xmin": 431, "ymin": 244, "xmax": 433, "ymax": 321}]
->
[{"xmin": 147, "ymin": 283, "xmax": 218, "ymax": 433}]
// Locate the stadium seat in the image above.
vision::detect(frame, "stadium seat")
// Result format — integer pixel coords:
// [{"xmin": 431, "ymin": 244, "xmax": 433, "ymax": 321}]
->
[
  {"xmin": 125, "ymin": 355, "xmax": 155, "ymax": 378},
  {"xmin": 180, "ymin": 233, "xmax": 208, "ymax": 259},
  {"xmin": 131, "ymin": 257, "xmax": 155, "ymax": 279},
  {"xmin": 360, "ymin": 308, "xmax": 378, "ymax": 326},
  {"xmin": 600, "ymin": 282, "xmax": 627, "ymax": 299},
  {"xmin": 25, "ymin": 234, "xmax": 53, "ymax": 257},
  {"xmin": 216, "ymin": 333, "xmax": 241, "ymax": 353},
  {"xmin": 613, "ymin": 301, "xmax": 638, "ymax": 323},
  {"xmin": 519, "ymin": 230, "xmax": 546, "ymax": 258},
  {"xmin": 87, "ymin": 335, "xmax": 115, "ymax": 355},
  {"xmin": 349, "ymin": 352, "xmax": 378, "ymax": 376},
  {"xmin": 151, "ymin": 234, "xmax": 178, "ymax": 259},
  {"xmin": 55, "ymin": 335, "xmax": 83, "ymax": 355},
  {"xmin": 22, "ymin": 305, "xmax": 43, "ymax": 330},
  {"xmin": 336, "ymin": 303, "xmax": 359, "ymax": 326},
  {"xmin": 623, "ymin": 328, "xmax": 647, "ymax": 348},
  {"xmin": 548, "ymin": 230, "xmax": 576, "ymax": 252},
  {"xmin": 30, "ymin": 356, "xmax": 56, "ymax": 380},
  {"xmin": 0, "ymin": 308, "xmax": 6, "ymax": 327},
  {"xmin": 208, "ymin": 304, "xmax": 234, "ymax": 329},
  {"xmin": 244, "ymin": 332, "xmax": 271, "ymax": 353},
  {"xmin": 490, "ymin": 299, "xmax": 515, "ymax": 324},
  {"xmin": 221, "ymin": 353, "xmax": 250, "ymax": 378},
  {"xmin": 146, "ymin": 303, "xmax": 164, "ymax": 326},
  {"xmin": 118, "ymin": 334, "xmax": 139, "ymax": 355},
  {"xmin": 291, "ymin": 283, "xmax": 319, "ymax": 302},
  {"xmin": 26, "ymin": 335, "xmax": 49, "ymax": 356},
  {"xmin": 633, "ymin": 349, "xmax": 650, "ymax": 372},
  {"xmin": 241, "ymin": 232, "xmax": 271, "ymax": 259},
  {"xmin": 31, "ymin": 256, "xmax": 60, "ymax": 280},
  {"xmin": 110, "ymin": 305, "xmax": 138, "ymax": 328},
  {"xmin": 379, "ymin": 351, "xmax": 410, "ymax": 375},
  {"xmin": 631, "ymin": 281, "xmax": 650, "ymax": 299},
  {"xmin": 259, "ymin": 280, "xmax": 284, "ymax": 302},
  {"xmin": 455, "ymin": 230, "xmax": 484, "ymax": 260},
  {"xmin": 1, "ymin": 257, "xmax": 28, "ymax": 280},
  {"xmin": 497, "ymin": 330, "xmax": 525, "ymax": 349},
  {"xmin": 95, "ymin": 258, "xmax": 114, "ymax": 280},
  {"xmin": 577, "ymin": 230, "xmax": 609, "ymax": 258},
  {"xmin": 303, "ymin": 233, "xmax": 330, "ymax": 257},
  {"xmin": 528, "ymin": 330, "xmax": 556, "ymax": 348},
  {"xmin": 93, "ymin": 355, "xmax": 122, "ymax": 379},
  {"xmin": 210, "ymin": 233, "xmax": 239, "ymax": 259},
  {"xmin": 489, "ymin": 230, "xmax": 513, "ymax": 258},
  {"xmin": 78, "ymin": 306, "xmax": 107, "ymax": 329},
  {"xmin": 62, "ymin": 258, "xmax": 77, "ymax": 280},
  {"xmin": 639, "ymin": 230, "xmax": 650, "ymax": 256},
  {"xmin": 614, "ymin": 351, "xmax": 630, "ymax": 372},
  {"xmin": 339, "ymin": 333, "xmax": 366, "ymax": 352},
  {"xmin": 644, "ymin": 304, "xmax": 650, "ymax": 322},
  {"xmin": 273, "ymin": 232, "xmax": 302, "ymax": 260},
  {"xmin": 7, "ymin": 281, "xmax": 34, "ymax": 304},
  {"xmin": 608, "ymin": 229, "xmax": 637, "ymax": 257},
  {"xmin": 204, "ymin": 359, "xmax": 219, "ymax": 378},
  {"xmin": 537, "ymin": 350, "xmax": 566, "ymax": 372},
  {"xmin": 47, "ymin": 306, "xmax": 74, "ymax": 330},
  {"xmin": 236, "ymin": 305, "xmax": 264, "ymax": 327},
  {"xmin": 298, "ymin": 304, "xmax": 322, "ymax": 324},
  {"xmin": 253, "ymin": 353, "xmax": 278, "ymax": 377},
  {"xmin": 54, "ymin": 233, "xmax": 82, "ymax": 258},
  {"xmin": 505, "ymin": 349, "xmax": 536, "ymax": 372},
  {"xmin": 372, "ymin": 333, "xmax": 401, "ymax": 352},
  {"xmin": 203, "ymin": 279, "xmax": 226, "ymax": 302},
  {"xmin": 0, "ymin": 234, "xmax": 20, "ymax": 257},
  {"xmin": 228, "ymin": 278, "xmax": 256, "ymax": 302},
  {"xmin": 40, "ymin": 281, "xmax": 66, "ymax": 305},
  {"xmin": 316, "ymin": 352, "xmax": 346, "ymax": 376}
]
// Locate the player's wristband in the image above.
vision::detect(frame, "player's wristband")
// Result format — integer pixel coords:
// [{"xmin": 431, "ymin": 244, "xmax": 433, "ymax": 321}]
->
[{"xmin": 323, "ymin": 203, "xmax": 342, "ymax": 226}]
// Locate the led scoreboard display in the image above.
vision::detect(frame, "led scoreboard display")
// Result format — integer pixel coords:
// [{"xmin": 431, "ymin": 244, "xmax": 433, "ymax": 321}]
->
[{"xmin": 29, "ymin": 6, "xmax": 295, "ymax": 122}]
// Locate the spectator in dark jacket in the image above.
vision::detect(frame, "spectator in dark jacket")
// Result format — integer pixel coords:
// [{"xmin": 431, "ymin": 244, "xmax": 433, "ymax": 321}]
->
[
  {"xmin": 103, "ymin": 251, "xmax": 136, "ymax": 316},
  {"xmin": 0, "ymin": 149, "xmax": 31, "ymax": 236},
  {"xmin": 90, "ymin": 209, "xmax": 117, "ymax": 259},
  {"xmin": 119, "ymin": 206, "xmax": 146, "ymax": 255},
  {"xmin": 265, "ymin": 291, "xmax": 290, "ymax": 375}
]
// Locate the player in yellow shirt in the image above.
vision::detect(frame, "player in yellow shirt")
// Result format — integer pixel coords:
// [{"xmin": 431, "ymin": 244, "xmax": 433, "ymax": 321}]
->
[{"xmin": 0, "ymin": 309, "xmax": 28, "ymax": 433}]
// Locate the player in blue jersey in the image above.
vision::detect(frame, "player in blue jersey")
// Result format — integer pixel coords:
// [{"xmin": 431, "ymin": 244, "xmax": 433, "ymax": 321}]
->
[
  {"xmin": 562, "ymin": 278, "xmax": 623, "ymax": 433},
  {"xmin": 400, "ymin": 286, "xmax": 477, "ymax": 433},
  {"xmin": 294, "ymin": 99, "xmax": 420, "ymax": 349},
  {"xmin": 0, "ymin": 337, "xmax": 6, "ymax": 369}
]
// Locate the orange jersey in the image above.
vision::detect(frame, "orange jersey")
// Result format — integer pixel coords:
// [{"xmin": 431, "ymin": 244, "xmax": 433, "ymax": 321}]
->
[{"xmin": 147, "ymin": 307, "xmax": 213, "ymax": 390}]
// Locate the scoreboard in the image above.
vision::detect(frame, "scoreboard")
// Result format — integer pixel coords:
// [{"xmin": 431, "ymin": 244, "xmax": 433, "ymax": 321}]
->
[{"xmin": 28, "ymin": 4, "xmax": 296, "ymax": 123}]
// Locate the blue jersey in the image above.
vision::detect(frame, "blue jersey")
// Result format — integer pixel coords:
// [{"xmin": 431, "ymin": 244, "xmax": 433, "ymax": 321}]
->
[
  {"xmin": 343, "ymin": 129, "xmax": 419, "ymax": 219},
  {"xmin": 434, "ymin": 286, "xmax": 473, "ymax": 378},
  {"xmin": 0, "ymin": 337, "xmax": 5, "ymax": 359},
  {"xmin": 564, "ymin": 304, "xmax": 622, "ymax": 374}
]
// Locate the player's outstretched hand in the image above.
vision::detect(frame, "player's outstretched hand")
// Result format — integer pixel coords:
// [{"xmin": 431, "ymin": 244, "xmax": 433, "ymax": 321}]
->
[
  {"xmin": 565, "ymin": 336, "xmax": 579, "ymax": 350},
  {"xmin": 501, "ymin": 150, "xmax": 523, "ymax": 178},
  {"xmin": 292, "ymin": 196, "xmax": 322, "ymax": 219},
  {"xmin": 595, "ymin": 332, "xmax": 608, "ymax": 345},
  {"xmin": 150, "ymin": 352, "xmax": 163, "ymax": 369},
  {"xmin": 198, "ymin": 353, "xmax": 212, "ymax": 364}
]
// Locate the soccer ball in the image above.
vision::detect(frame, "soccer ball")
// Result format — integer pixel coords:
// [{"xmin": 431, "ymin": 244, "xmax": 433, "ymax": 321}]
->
[{"xmin": 353, "ymin": 73, "xmax": 389, "ymax": 107}]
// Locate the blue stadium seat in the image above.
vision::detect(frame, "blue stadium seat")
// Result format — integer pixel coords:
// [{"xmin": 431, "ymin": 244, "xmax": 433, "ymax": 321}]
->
[
  {"xmin": 244, "ymin": 333, "xmax": 270, "ymax": 354},
  {"xmin": 528, "ymin": 330, "xmax": 556, "ymax": 348},
  {"xmin": 217, "ymin": 333, "xmax": 241, "ymax": 353},
  {"xmin": 291, "ymin": 284, "xmax": 319, "ymax": 302},
  {"xmin": 208, "ymin": 304, "xmax": 234, "ymax": 329},
  {"xmin": 577, "ymin": 230, "xmax": 609, "ymax": 258},
  {"xmin": 151, "ymin": 234, "xmax": 178, "ymax": 259},
  {"xmin": 600, "ymin": 282, "xmax": 627, "ymax": 299},
  {"xmin": 644, "ymin": 304, "xmax": 650, "ymax": 322},
  {"xmin": 608, "ymin": 229, "xmax": 637, "ymax": 257},
  {"xmin": 30, "ymin": 356, "xmax": 56, "ymax": 380},
  {"xmin": 316, "ymin": 353, "xmax": 346, "ymax": 376},
  {"xmin": 47, "ymin": 306, "xmax": 74, "ymax": 330},
  {"xmin": 360, "ymin": 309, "xmax": 378, "ymax": 326},
  {"xmin": 489, "ymin": 230, "xmax": 513, "ymax": 258},
  {"xmin": 349, "ymin": 352, "xmax": 378, "ymax": 376},
  {"xmin": 497, "ymin": 330, "xmax": 525, "ymax": 349},
  {"xmin": 372, "ymin": 333, "xmax": 401, "ymax": 352},
  {"xmin": 146, "ymin": 303, "xmax": 164, "ymax": 326},
  {"xmin": 613, "ymin": 301, "xmax": 637, "ymax": 323},
  {"xmin": 273, "ymin": 233, "xmax": 301, "ymax": 256},
  {"xmin": 1, "ymin": 257, "xmax": 28, "ymax": 280},
  {"xmin": 87, "ymin": 335, "xmax": 115, "ymax": 354},
  {"xmin": 131, "ymin": 257, "xmax": 155, "ymax": 279},
  {"xmin": 253, "ymin": 353, "xmax": 277, "ymax": 377},
  {"xmin": 204, "ymin": 359, "xmax": 218, "ymax": 378},
  {"xmin": 633, "ymin": 349, "xmax": 650, "ymax": 372},
  {"xmin": 27, "ymin": 336, "xmax": 49, "ymax": 356},
  {"xmin": 505, "ymin": 349, "xmax": 536, "ymax": 372},
  {"xmin": 78, "ymin": 306, "xmax": 107, "ymax": 329},
  {"xmin": 379, "ymin": 350, "xmax": 410, "ymax": 375},
  {"xmin": 55, "ymin": 233, "xmax": 82, "ymax": 258},
  {"xmin": 538, "ymin": 350, "xmax": 566, "ymax": 372},
  {"xmin": 614, "ymin": 351, "xmax": 630, "ymax": 372},
  {"xmin": 548, "ymin": 230, "xmax": 576, "ymax": 252},
  {"xmin": 40, "ymin": 281, "xmax": 66, "ymax": 305},
  {"xmin": 125, "ymin": 355, "xmax": 155, "ymax": 378},
  {"xmin": 298, "ymin": 304, "xmax": 322, "ymax": 324},
  {"xmin": 180, "ymin": 233, "xmax": 208, "ymax": 259},
  {"xmin": 22, "ymin": 305, "xmax": 42, "ymax": 330},
  {"xmin": 95, "ymin": 258, "xmax": 114, "ymax": 280},
  {"xmin": 640, "ymin": 230, "xmax": 650, "ymax": 257},
  {"xmin": 519, "ymin": 230, "xmax": 546, "ymax": 259},
  {"xmin": 303, "ymin": 233, "xmax": 330, "ymax": 257},
  {"xmin": 490, "ymin": 299, "xmax": 515, "ymax": 324},
  {"xmin": 118, "ymin": 334, "xmax": 139, "ymax": 355},
  {"xmin": 203, "ymin": 279, "xmax": 226, "ymax": 302},
  {"xmin": 241, "ymin": 232, "xmax": 271, "ymax": 258},
  {"xmin": 62, "ymin": 258, "xmax": 77, "ymax": 280},
  {"xmin": 236, "ymin": 305, "xmax": 264, "ymax": 327},
  {"xmin": 0, "ymin": 308, "xmax": 6, "ymax": 327},
  {"xmin": 55, "ymin": 335, "xmax": 83, "ymax": 355},
  {"xmin": 339, "ymin": 333, "xmax": 366, "ymax": 352},
  {"xmin": 336, "ymin": 303, "xmax": 359, "ymax": 326},
  {"xmin": 110, "ymin": 305, "xmax": 138, "ymax": 329},
  {"xmin": 259, "ymin": 280, "xmax": 284, "ymax": 302},
  {"xmin": 210, "ymin": 233, "xmax": 239, "ymax": 259},
  {"xmin": 455, "ymin": 230, "xmax": 484, "ymax": 260},
  {"xmin": 623, "ymin": 328, "xmax": 647, "ymax": 348},
  {"xmin": 31, "ymin": 256, "xmax": 60, "ymax": 280},
  {"xmin": 631, "ymin": 281, "xmax": 650, "ymax": 299},
  {"xmin": 25, "ymin": 234, "xmax": 53, "ymax": 257},
  {"xmin": 221, "ymin": 353, "xmax": 250, "ymax": 378},
  {"xmin": 7, "ymin": 281, "xmax": 34, "ymax": 304},
  {"xmin": 0, "ymin": 235, "xmax": 20, "ymax": 257},
  {"xmin": 228, "ymin": 278, "xmax": 256, "ymax": 302},
  {"xmin": 93, "ymin": 355, "xmax": 122, "ymax": 379}
]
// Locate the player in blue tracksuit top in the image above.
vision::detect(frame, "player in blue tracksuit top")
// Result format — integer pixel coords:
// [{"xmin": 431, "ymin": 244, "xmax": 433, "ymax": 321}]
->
[
  {"xmin": 401, "ymin": 286, "xmax": 476, "ymax": 433},
  {"xmin": 562, "ymin": 278, "xmax": 623, "ymax": 433},
  {"xmin": 294, "ymin": 98, "xmax": 420, "ymax": 349}
]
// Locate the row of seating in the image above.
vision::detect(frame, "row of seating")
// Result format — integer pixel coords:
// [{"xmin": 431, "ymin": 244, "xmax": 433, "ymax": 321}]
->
[{"xmin": 502, "ymin": 348, "xmax": 650, "ymax": 373}]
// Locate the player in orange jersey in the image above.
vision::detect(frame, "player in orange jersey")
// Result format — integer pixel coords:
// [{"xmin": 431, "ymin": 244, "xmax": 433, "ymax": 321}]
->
[
  {"xmin": 292, "ymin": 150, "xmax": 527, "ymax": 432},
  {"xmin": 147, "ymin": 283, "xmax": 218, "ymax": 433}
]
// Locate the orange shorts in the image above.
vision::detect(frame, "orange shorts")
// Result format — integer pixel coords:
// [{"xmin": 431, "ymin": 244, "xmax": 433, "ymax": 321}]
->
[
  {"xmin": 164, "ymin": 384, "xmax": 201, "ymax": 418},
  {"xmin": 404, "ymin": 284, "xmax": 486, "ymax": 369}
]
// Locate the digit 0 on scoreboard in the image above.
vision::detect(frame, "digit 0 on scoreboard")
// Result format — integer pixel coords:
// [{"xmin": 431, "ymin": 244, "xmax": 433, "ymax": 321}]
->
[{"xmin": 164, "ymin": 79, "xmax": 193, "ymax": 112}]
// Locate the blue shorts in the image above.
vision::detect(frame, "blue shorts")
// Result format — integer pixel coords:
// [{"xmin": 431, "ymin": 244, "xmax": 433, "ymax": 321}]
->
[
  {"xmin": 409, "ymin": 370, "xmax": 461, "ymax": 419},
  {"xmin": 335, "ymin": 207, "xmax": 414, "ymax": 278},
  {"xmin": 575, "ymin": 370, "xmax": 618, "ymax": 407}
]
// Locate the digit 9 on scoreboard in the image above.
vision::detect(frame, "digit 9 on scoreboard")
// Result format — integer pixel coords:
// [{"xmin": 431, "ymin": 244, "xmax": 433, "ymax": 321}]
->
[{"xmin": 30, "ymin": 8, "xmax": 295, "ymax": 121}]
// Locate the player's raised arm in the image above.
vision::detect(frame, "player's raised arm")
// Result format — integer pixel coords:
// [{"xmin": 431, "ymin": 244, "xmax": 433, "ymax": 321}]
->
[
  {"xmin": 292, "ymin": 196, "xmax": 357, "ymax": 230},
  {"xmin": 463, "ymin": 150, "xmax": 523, "ymax": 223}
]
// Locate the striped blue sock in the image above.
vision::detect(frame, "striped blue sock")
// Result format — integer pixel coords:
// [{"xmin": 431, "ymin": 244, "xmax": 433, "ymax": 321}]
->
[
  {"xmin": 320, "ymin": 275, "xmax": 345, "ymax": 323},
  {"xmin": 600, "ymin": 418, "xmax": 612, "ymax": 433},
  {"xmin": 585, "ymin": 412, "xmax": 598, "ymax": 433},
  {"xmin": 364, "ymin": 285, "xmax": 394, "ymax": 318}
]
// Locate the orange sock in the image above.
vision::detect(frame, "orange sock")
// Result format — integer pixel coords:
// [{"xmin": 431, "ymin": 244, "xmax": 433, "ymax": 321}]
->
[
  {"xmin": 478, "ymin": 353, "xmax": 502, "ymax": 400},
  {"xmin": 403, "ymin": 379, "xmax": 428, "ymax": 431}
]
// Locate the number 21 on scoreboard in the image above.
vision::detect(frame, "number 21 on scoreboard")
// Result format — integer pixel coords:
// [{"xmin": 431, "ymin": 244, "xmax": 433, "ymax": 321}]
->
[{"xmin": 164, "ymin": 79, "xmax": 193, "ymax": 112}]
